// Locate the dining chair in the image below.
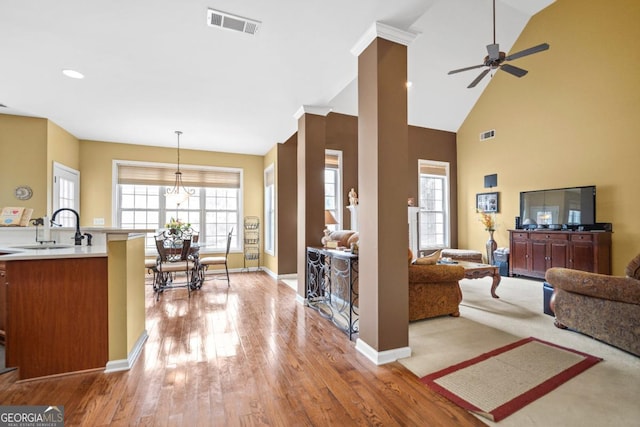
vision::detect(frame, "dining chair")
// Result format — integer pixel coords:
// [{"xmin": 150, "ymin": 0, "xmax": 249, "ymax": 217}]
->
[
  {"xmin": 198, "ymin": 228, "xmax": 233, "ymax": 285},
  {"xmin": 153, "ymin": 231, "xmax": 198, "ymax": 300}
]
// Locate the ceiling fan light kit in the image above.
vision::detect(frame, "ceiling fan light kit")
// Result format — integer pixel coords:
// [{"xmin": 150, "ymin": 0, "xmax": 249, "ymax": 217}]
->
[{"xmin": 448, "ymin": 0, "xmax": 550, "ymax": 88}]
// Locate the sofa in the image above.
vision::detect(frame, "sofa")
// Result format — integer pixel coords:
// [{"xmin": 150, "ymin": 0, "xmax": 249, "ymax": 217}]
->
[
  {"xmin": 545, "ymin": 256, "xmax": 640, "ymax": 357},
  {"xmin": 327, "ymin": 230, "xmax": 359, "ymax": 249}
]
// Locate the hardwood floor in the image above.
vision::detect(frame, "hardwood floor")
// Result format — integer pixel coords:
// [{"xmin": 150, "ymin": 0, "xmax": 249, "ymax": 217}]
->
[{"xmin": 0, "ymin": 272, "xmax": 485, "ymax": 426}]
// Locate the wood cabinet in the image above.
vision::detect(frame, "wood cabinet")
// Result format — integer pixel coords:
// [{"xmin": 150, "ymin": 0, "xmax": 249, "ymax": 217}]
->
[
  {"xmin": 4, "ymin": 257, "xmax": 109, "ymax": 379},
  {"xmin": 509, "ymin": 230, "xmax": 611, "ymax": 279}
]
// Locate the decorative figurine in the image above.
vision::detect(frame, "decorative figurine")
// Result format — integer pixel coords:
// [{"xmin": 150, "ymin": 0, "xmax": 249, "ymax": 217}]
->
[
  {"xmin": 321, "ymin": 228, "xmax": 332, "ymax": 246},
  {"xmin": 348, "ymin": 188, "xmax": 358, "ymax": 206}
]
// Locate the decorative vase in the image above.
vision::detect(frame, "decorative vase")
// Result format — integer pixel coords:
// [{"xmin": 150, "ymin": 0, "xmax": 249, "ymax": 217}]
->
[{"xmin": 486, "ymin": 230, "xmax": 497, "ymax": 265}]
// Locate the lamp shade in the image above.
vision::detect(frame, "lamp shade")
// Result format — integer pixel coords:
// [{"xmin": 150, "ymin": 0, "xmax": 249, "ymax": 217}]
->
[{"xmin": 324, "ymin": 210, "xmax": 338, "ymax": 225}]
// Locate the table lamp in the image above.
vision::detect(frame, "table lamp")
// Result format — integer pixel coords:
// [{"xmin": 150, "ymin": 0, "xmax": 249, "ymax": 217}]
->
[{"xmin": 322, "ymin": 210, "xmax": 338, "ymax": 248}]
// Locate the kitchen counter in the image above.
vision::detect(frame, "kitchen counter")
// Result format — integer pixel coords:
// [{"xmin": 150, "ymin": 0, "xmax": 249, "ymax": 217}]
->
[
  {"xmin": 0, "ymin": 244, "xmax": 107, "ymax": 260},
  {"xmin": 0, "ymin": 228, "xmax": 151, "ymax": 261},
  {"xmin": 0, "ymin": 230, "xmax": 149, "ymax": 380}
]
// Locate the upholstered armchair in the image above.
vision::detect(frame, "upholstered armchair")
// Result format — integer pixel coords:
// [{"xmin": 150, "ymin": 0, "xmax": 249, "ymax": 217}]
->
[
  {"xmin": 545, "ymin": 258, "xmax": 640, "ymax": 357},
  {"xmin": 408, "ymin": 263, "xmax": 465, "ymax": 321}
]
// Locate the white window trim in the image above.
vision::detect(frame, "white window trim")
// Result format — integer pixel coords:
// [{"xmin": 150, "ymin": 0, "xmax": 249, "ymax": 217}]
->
[
  {"xmin": 418, "ymin": 159, "xmax": 451, "ymax": 249},
  {"xmin": 264, "ymin": 163, "xmax": 275, "ymax": 256},
  {"xmin": 112, "ymin": 159, "xmax": 244, "ymax": 252},
  {"xmin": 52, "ymin": 161, "xmax": 80, "ymax": 217},
  {"xmin": 325, "ymin": 149, "xmax": 343, "ymax": 228}
]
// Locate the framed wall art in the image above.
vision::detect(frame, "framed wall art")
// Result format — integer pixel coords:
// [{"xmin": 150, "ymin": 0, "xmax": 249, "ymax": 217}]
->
[{"xmin": 476, "ymin": 192, "xmax": 499, "ymax": 213}]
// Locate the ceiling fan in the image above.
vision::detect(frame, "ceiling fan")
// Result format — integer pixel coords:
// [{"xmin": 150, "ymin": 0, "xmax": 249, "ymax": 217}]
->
[{"xmin": 448, "ymin": 0, "xmax": 550, "ymax": 88}]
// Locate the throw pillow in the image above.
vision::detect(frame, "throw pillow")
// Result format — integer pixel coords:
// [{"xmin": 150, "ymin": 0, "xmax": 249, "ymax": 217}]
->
[
  {"xmin": 414, "ymin": 249, "xmax": 441, "ymax": 265},
  {"xmin": 408, "ymin": 248, "xmax": 414, "ymax": 265},
  {"xmin": 625, "ymin": 253, "xmax": 640, "ymax": 280}
]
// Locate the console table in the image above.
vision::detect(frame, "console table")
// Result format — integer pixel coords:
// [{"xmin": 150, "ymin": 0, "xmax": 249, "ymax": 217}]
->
[
  {"xmin": 509, "ymin": 230, "xmax": 612, "ymax": 279},
  {"xmin": 305, "ymin": 247, "xmax": 359, "ymax": 339}
]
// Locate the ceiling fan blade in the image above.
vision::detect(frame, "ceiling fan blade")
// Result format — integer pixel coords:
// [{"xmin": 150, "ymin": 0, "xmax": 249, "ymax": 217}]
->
[
  {"xmin": 500, "ymin": 63, "xmax": 528, "ymax": 78},
  {"xmin": 505, "ymin": 43, "xmax": 550, "ymax": 61},
  {"xmin": 487, "ymin": 43, "xmax": 500, "ymax": 61},
  {"xmin": 448, "ymin": 64, "xmax": 486, "ymax": 75},
  {"xmin": 468, "ymin": 69, "xmax": 490, "ymax": 88}
]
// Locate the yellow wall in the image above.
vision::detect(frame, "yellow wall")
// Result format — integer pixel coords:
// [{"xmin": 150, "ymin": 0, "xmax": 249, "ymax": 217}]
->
[
  {"xmin": 47, "ymin": 120, "xmax": 80, "ymax": 213},
  {"xmin": 263, "ymin": 145, "xmax": 277, "ymax": 273},
  {"xmin": 457, "ymin": 0, "xmax": 640, "ymax": 274},
  {"xmin": 107, "ymin": 235, "xmax": 146, "ymax": 361},
  {"xmin": 79, "ymin": 139, "xmax": 264, "ymax": 269},
  {"xmin": 0, "ymin": 115, "xmax": 48, "ymax": 217}
]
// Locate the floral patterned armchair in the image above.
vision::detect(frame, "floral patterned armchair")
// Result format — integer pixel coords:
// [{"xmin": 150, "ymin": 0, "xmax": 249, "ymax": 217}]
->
[{"xmin": 545, "ymin": 254, "xmax": 640, "ymax": 356}]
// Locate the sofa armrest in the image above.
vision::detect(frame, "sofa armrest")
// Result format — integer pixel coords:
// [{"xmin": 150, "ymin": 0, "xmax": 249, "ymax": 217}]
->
[
  {"xmin": 545, "ymin": 267, "xmax": 640, "ymax": 305},
  {"xmin": 409, "ymin": 264, "xmax": 465, "ymax": 283},
  {"xmin": 328, "ymin": 230, "xmax": 356, "ymax": 248}
]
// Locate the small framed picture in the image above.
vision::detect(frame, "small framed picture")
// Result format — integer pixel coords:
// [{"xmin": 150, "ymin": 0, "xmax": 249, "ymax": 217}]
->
[{"xmin": 476, "ymin": 192, "xmax": 499, "ymax": 213}]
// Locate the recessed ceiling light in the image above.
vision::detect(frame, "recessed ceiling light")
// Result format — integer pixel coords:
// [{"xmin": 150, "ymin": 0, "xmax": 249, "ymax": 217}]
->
[{"xmin": 62, "ymin": 69, "xmax": 84, "ymax": 79}]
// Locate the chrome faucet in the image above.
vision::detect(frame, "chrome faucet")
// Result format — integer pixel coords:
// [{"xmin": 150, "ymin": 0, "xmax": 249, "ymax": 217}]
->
[{"xmin": 51, "ymin": 208, "xmax": 84, "ymax": 245}]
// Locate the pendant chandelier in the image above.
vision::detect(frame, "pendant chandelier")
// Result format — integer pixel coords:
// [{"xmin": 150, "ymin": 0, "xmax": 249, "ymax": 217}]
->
[{"xmin": 165, "ymin": 130, "xmax": 194, "ymax": 205}]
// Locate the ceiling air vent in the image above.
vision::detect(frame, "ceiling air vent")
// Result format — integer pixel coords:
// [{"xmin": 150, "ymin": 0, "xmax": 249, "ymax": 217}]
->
[
  {"xmin": 207, "ymin": 9, "xmax": 261, "ymax": 35},
  {"xmin": 480, "ymin": 129, "xmax": 495, "ymax": 141}
]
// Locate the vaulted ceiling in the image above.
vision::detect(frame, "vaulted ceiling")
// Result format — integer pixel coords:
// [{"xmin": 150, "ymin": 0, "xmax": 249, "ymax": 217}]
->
[{"xmin": 0, "ymin": 0, "xmax": 554, "ymax": 155}]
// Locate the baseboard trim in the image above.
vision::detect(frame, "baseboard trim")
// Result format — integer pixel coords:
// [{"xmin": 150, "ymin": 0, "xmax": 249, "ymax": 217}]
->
[
  {"xmin": 355, "ymin": 338, "xmax": 412, "ymax": 365},
  {"xmin": 260, "ymin": 266, "xmax": 276, "ymax": 278},
  {"xmin": 105, "ymin": 330, "xmax": 148, "ymax": 373}
]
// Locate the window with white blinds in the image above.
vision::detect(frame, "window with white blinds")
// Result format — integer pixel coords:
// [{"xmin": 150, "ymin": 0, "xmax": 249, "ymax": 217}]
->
[
  {"xmin": 418, "ymin": 160, "xmax": 450, "ymax": 250},
  {"xmin": 325, "ymin": 150, "xmax": 342, "ymax": 230},
  {"xmin": 115, "ymin": 161, "xmax": 242, "ymax": 251}
]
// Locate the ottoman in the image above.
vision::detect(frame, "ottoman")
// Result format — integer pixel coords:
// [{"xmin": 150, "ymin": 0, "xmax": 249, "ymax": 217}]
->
[{"xmin": 441, "ymin": 249, "xmax": 483, "ymax": 263}]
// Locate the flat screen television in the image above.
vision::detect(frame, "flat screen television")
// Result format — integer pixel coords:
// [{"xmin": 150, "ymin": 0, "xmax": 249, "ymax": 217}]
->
[{"xmin": 519, "ymin": 185, "xmax": 596, "ymax": 228}]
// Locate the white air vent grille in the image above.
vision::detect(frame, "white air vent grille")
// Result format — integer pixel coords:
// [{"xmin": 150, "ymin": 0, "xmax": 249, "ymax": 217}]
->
[
  {"xmin": 207, "ymin": 9, "xmax": 261, "ymax": 35},
  {"xmin": 480, "ymin": 129, "xmax": 496, "ymax": 141}
]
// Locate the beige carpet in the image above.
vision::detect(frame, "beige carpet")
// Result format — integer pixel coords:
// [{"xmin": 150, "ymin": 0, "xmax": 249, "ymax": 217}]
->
[{"xmin": 400, "ymin": 276, "xmax": 640, "ymax": 427}]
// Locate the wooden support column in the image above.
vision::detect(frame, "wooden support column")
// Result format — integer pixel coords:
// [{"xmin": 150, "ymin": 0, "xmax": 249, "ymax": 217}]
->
[
  {"xmin": 353, "ymin": 23, "xmax": 418, "ymax": 363},
  {"xmin": 295, "ymin": 106, "xmax": 331, "ymax": 299}
]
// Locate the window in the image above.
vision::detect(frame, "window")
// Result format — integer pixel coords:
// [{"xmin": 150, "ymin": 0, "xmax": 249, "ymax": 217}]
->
[
  {"xmin": 52, "ymin": 162, "xmax": 80, "ymax": 227},
  {"xmin": 418, "ymin": 160, "xmax": 450, "ymax": 250},
  {"xmin": 325, "ymin": 150, "xmax": 342, "ymax": 230},
  {"xmin": 115, "ymin": 161, "xmax": 242, "ymax": 251},
  {"xmin": 568, "ymin": 210, "xmax": 581, "ymax": 224},
  {"xmin": 264, "ymin": 164, "xmax": 275, "ymax": 255}
]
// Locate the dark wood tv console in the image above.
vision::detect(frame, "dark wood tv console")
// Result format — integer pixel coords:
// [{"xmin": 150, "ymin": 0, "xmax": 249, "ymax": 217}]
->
[{"xmin": 509, "ymin": 229, "xmax": 612, "ymax": 279}]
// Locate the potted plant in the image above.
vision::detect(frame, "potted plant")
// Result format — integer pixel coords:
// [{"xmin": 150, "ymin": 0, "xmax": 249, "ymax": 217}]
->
[{"xmin": 165, "ymin": 217, "xmax": 191, "ymax": 235}]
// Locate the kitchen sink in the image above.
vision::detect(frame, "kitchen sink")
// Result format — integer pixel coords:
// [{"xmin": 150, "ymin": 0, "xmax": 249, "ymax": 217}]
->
[{"xmin": 12, "ymin": 244, "xmax": 75, "ymax": 250}]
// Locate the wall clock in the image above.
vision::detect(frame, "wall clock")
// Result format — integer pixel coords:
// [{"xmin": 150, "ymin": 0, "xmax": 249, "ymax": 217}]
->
[{"xmin": 14, "ymin": 185, "xmax": 33, "ymax": 200}]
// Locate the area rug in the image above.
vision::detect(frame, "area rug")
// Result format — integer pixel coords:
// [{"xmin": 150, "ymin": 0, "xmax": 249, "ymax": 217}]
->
[{"xmin": 419, "ymin": 337, "xmax": 602, "ymax": 422}]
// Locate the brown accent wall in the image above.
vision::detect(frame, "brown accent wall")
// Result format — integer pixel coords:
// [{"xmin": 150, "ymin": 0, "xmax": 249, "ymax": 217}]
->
[
  {"xmin": 275, "ymin": 114, "xmax": 458, "ymax": 276},
  {"xmin": 277, "ymin": 134, "xmax": 298, "ymax": 274},
  {"xmin": 325, "ymin": 113, "xmax": 358, "ymax": 228},
  {"xmin": 408, "ymin": 126, "xmax": 458, "ymax": 248},
  {"xmin": 296, "ymin": 113, "xmax": 327, "ymax": 294},
  {"xmin": 357, "ymin": 37, "xmax": 409, "ymax": 352}
]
